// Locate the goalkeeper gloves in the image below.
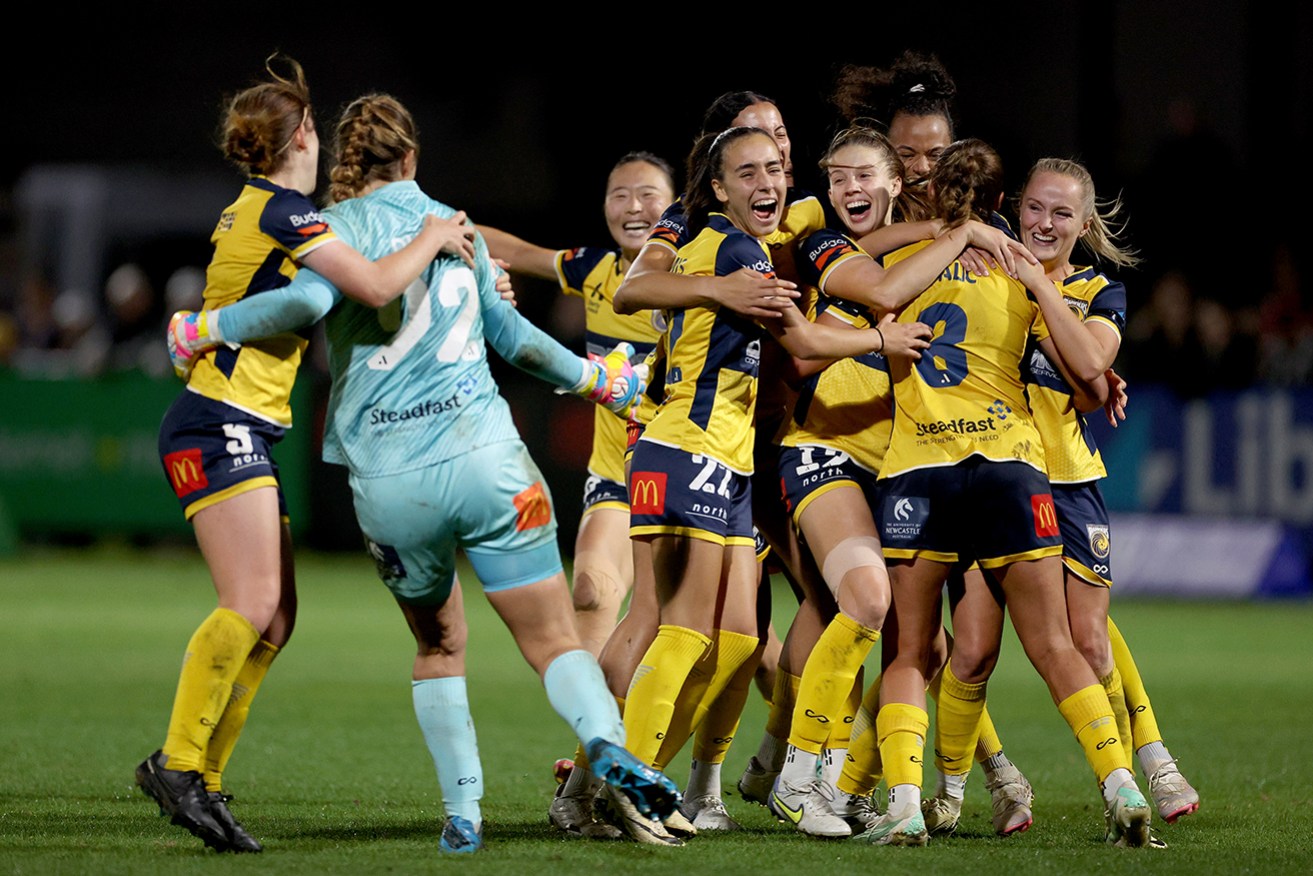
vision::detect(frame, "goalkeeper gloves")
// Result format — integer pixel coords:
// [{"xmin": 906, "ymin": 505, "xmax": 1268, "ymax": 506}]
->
[
  {"xmin": 568, "ymin": 342, "xmax": 645, "ymax": 415},
  {"xmin": 167, "ymin": 310, "xmax": 223, "ymax": 380}
]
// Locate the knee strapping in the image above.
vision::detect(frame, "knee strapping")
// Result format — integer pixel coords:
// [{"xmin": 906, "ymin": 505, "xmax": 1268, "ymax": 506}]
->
[{"xmin": 821, "ymin": 536, "xmax": 885, "ymax": 594}]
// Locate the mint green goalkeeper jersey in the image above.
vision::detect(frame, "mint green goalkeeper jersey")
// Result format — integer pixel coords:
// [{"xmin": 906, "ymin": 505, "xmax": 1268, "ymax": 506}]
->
[{"xmin": 214, "ymin": 180, "xmax": 586, "ymax": 478}]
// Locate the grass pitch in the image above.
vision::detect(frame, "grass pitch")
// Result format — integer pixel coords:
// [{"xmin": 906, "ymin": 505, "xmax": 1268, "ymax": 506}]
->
[{"xmin": 2, "ymin": 546, "xmax": 1311, "ymax": 875}]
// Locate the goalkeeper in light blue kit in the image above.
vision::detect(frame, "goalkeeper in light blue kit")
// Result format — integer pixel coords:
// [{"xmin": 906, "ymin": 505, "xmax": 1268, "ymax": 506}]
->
[{"xmin": 168, "ymin": 93, "xmax": 679, "ymax": 853}]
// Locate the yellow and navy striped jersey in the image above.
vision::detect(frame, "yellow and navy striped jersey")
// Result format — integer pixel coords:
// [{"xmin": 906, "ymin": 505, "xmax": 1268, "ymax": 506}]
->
[
  {"xmin": 642, "ymin": 214, "xmax": 769, "ymax": 474},
  {"xmin": 555, "ymin": 246, "xmax": 664, "ymax": 483},
  {"xmin": 880, "ymin": 239, "xmax": 1051, "ymax": 479},
  {"xmin": 1023, "ymin": 266, "xmax": 1127, "ymax": 483},
  {"xmin": 646, "ymin": 188, "xmax": 825, "ymax": 287},
  {"xmin": 779, "ymin": 290, "xmax": 893, "ymax": 473},
  {"xmin": 188, "ymin": 177, "xmax": 337, "ymax": 426}
]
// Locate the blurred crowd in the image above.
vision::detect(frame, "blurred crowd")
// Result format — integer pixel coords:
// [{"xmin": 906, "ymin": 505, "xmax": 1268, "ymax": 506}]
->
[{"xmin": 0, "ymin": 262, "xmax": 203, "ymax": 379}]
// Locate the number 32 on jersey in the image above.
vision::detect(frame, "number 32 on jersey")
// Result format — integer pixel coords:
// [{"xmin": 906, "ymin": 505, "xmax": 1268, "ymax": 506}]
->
[{"xmin": 368, "ymin": 266, "xmax": 481, "ymax": 371}]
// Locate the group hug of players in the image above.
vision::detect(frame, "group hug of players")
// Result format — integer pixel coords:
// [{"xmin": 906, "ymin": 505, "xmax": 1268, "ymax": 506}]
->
[
  {"xmin": 139, "ymin": 51, "xmax": 1196, "ymax": 855},
  {"xmin": 482, "ymin": 54, "xmax": 1200, "ymax": 850}
]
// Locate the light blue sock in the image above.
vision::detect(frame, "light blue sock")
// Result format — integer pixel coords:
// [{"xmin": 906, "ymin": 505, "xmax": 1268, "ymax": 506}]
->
[
  {"xmin": 412, "ymin": 677, "xmax": 482, "ymax": 827},
  {"xmin": 543, "ymin": 650, "xmax": 625, "ymax": 746}
]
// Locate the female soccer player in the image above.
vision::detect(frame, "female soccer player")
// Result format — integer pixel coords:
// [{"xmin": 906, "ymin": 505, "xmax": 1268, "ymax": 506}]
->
[
  {"xmin": 832, "ymin": 51, "xmax": 958, "ymax": 200},
  {"xmin": 931, "ymin": 158, "xmax": 1197, "ymax": 835},
  {"xmin": 476, "ymin": 154, "xmax": 677, "ymax": 840},
  {"xmin": 137, "ymin": 56, "xmax": 459, "ymax": 854},
  {"xmin": 165, "ymin": 93, "xmax": 677, "ymax": 854},
  {"xmin": 601, "ymin": 93, "xmax": 815, "ymax": 835},
  {"xmin": 477, "ymin": 153, "xmax": 676, "ymax": 656},
  {"xmin": 766, "ymin": 126, "xmax": 1030, "ymax": 838},
  {"xmin": 614, "ymin": 126, "xmax": 899, "ymax": 845},
  {"xmin": 861, "ymin": 139, "xmax": 1153, "ymax": 848}
]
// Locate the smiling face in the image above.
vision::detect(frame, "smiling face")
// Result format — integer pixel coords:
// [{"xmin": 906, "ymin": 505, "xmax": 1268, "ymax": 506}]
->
[
  {"xmin": 732, "ymin": 102, "xmax": 792, "ymax": 184},
  {"xmin": 826, "ymin": 143, "xmax": 903, "ymax": 236},
  {"xmin": 888, "ymin": 111, "xmax": 951, "ymax": 188},
  {"xmin": 604, "ymin": 160, "xmax": 675, "ymax": 259},
  {"xmin": 1019, "ymin": 170, "xmax": 1091, "ymax": 272},
  {"xmin": 711, "ymin": 132, "xmax": 786, "ymax": 238}
]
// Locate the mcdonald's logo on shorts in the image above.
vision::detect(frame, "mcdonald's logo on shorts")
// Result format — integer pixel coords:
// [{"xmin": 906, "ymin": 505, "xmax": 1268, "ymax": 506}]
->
[
  {"xmin": 513, "ymin": 482, "xmax": 552, "ymax": 532},
  {"xmin": 164, "ymin": 448, "xmax": 207, "ymax": 498},
  {"xmin": 630, "ymin": 471, "xmax": 667, "ymax": 515},
  {"xmin": 1031, "ymin": 493, "xmax": 1059, "ymax": 538}
]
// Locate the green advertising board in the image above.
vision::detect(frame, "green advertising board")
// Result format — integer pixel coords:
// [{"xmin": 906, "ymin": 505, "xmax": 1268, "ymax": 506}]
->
[{"xmin": 0, "ymin": 372, "xmax": 312, "ymax": 539}]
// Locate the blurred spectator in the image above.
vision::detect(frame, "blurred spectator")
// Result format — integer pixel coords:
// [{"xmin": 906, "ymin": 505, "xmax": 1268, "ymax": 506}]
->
[
  {"xmin": 1258, "ymin": 243, "xmax": 1313, "ymax": 386},
  {"xmin": 1194, "ymin": 298, "xmax": 1257, "ymax": 392},
  {"xmin": 164, "ymin": 266, "xmax": 205, "ymax": 313},
  {"xmin": 104, "ymin": 262, "xmax": 168, "ymax": 375},
  {"xmin": 1125, "ymin": 271, "xmax": 1201, "ymax": 393},
  {"xmin": 14, "ymin": 270, "xmax": 59, "ymax": 352}
]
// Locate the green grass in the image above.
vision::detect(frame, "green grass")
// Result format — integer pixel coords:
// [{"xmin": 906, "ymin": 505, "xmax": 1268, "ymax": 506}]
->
[{"xmin": 2, "ymin": 546, "xmax": 1312, "ymax": 874}]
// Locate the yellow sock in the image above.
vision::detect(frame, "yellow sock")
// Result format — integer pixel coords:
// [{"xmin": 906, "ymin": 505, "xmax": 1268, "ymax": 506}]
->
[
  {"xmin": 1100, "ymin": 668, "xmax": 1135, "ymax": 771},
  {"xmin": 655, "ymin": 630, "xmax": 757, "ymax": 769},
  {"xmin": 624, "ymin": 625, "xmax": 711, "ymax": 766},
  {"xmin": 851, "ymin": 672, "xmax": 881, "ymax": 741},
  {"xmin": 931, "ymin": 668, "xmax": 1007, "ymax": 762},
  {"xmin": 691, "ymin": 633, "xmax": 762, "ymax": 765},
  {"xmin": 1108, "ymin": 616, "xmax": 1162, "ymax": 749},
  {"xmin": 162, "ymin": 608, "xmax": 260, "ymax": 772},
  {"xmin": 876, "ymin": 703, "xmax": 928, "ymax": 790},
  {"xmin": 653, "ymin": 639, "xmax": 716, "ymax": 769},
  {"xmin": 764, "ymin": 670, "xmax": 801, "ymax": 742},
  {"xmin": 202, "ymin": 638, "xmax": 279, "ymax": 791},
  {"xmin": 934, "ymin": 660, "xmax": 987, "ymax": 776},
  {"xmin": 1057, "ymin": 683, "xmax": 1130, "ymax": 783},
  {"xmin": 837, "ymin": 724, "xmax": 883, "ymax": 797},
  {"xmin": 826, "ymin": 672, "xmax": 864, "ymax": 750},
  {"xmin": 974, "ymin": 706, "xmax": 1004, "ymax": 762},
  {"xmin": 789, "ymin": 614, "xmax": 880, "ymax": 755}
]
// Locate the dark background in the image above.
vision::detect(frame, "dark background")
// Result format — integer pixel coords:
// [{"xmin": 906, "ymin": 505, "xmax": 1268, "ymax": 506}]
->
[
  {"xmin": 5, "ymin": 4, "xmax": 1305, "ymax": 260},
  {"xmin": 2, "ymin": 3, "xmax": 1309, "ymax": 552}
]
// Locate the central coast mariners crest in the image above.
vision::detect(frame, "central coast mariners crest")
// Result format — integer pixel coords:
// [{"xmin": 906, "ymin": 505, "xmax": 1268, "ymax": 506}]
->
[{"xmin": 1087, "ymin": 524, "xmax": 1111, "ymax": 559}]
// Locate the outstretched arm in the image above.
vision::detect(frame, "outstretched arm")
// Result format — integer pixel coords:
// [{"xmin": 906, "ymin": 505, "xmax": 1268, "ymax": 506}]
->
[
  {"xmin": 471, "ymin": 240, "xmax": 639, "ymax": 412},
  {"xmin": 613, "ymin": 243, "xmax": 799, "ymax": 318},
  {"xmin": 211, "ymin": 271, "xmax": 340, "ymax": 343},
  {"xmin": 476, "ymin": 224, "xmax": 559, "ymax": 281},
  {"xmin": 836, "ymin": 221, "xmax": 1035, "ymax": 316}
]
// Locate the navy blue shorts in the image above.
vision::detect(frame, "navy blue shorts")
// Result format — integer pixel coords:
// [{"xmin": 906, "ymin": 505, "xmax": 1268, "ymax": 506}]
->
[
  {"xmin": 1054, "ymin": 482, "xmax": 1112, "ymax": 586},
  {"xmin": 581, "ymin": 473, "xmax": 628, "ymax": 514},
  {"xmin": 628, "ymin": 440, "xmax": 754, "ymax": 547},
  {"xmin": 879, "ymin": 458, "xmax": 1063, "ymax": 568},
  {"xmin": 158, "ymin": 391, "xmax": 288, "ymax": 520},
  {"xmin": 778, "ymin": 444, "xmax": 880, "ymax": 524}
]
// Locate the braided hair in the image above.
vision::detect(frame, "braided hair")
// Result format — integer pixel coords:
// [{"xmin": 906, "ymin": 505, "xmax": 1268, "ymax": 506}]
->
[{"xmin": 328, "ymin": 95, "xmax": 420, "ymax": 203}]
